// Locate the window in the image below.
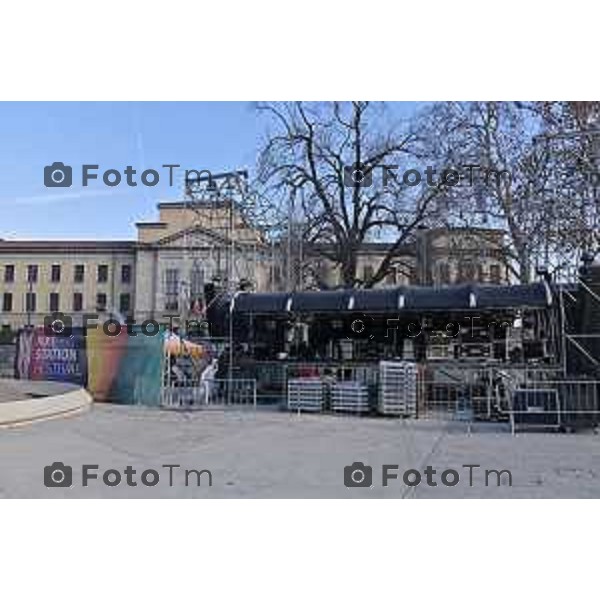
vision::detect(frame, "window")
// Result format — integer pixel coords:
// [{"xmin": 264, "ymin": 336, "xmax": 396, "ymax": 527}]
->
[
  {"xmin": 270, "ymin": 264, "xmax": 282, "ymax": 287},
  {"xmin": 73, "ymin": 293, "xmax": 83, "ymax": 312},
  {"xmin": 4, "ymin": 265, "xmax": 14, "ymax": 283},
  {"xmin": 27, "ymin": 264, "xmax": 38, "ymax": 283},
  {"xmin": 165, "ymin": 268, "xmax": 179, "ymax": 294},
  {"xmin": 119, "ymin": 293, "xmax": 131, "ymax": 314},
  {"xmin": 438, "ymin": 262, "xmax": 451, "ymax": 284},
  {"xmin": 165, "ymin": 268, "xmax": 179, "ymax": 311},
  {"xmin": 49, "ymin": 292, "xmax": 60, "ymax": 313},
  {"xmin": 165, "ymin": 298, "xmax": 179, "ymax": 311},
  {"xmin": 25, "ymin": 292, "xmax": 36, "ymax": 313},
  {"xmin": 97, "ymin": 264, "xmax": 109, "ymax": 283},
  {"xmin": 466, "ymin": 263, "xmax": 477, "ymax": 281},
  {"xmin": 2, "ymin": 292, "xmax": 12, "ymax": 312},
  {"xmin": 408, "ymin": 266, "xmax": 418, "ymax": 285},
  {"xmin": 477, "ymin": 264, "xmax": 485, "ymax": 283},
  {"xmin": 74, "ymin": 264, "xmax": 85, "ymax": 283},
  {"xmin": 96, "ymin": 293, "xmax": 107, "ymax": 312},
  {"xmin": 51, "ymin": 264, "xmax": 61, "ymax": 283},
  {"xmin": 490, "ymin": 264, "xmax": 502, "ymax": 284},
  {"xmin": 363, "ymin": 264, "xmax": 374, "ymax": 282},
  {"xmin": 121, "ymin": 264, "xmax": 132, "ymax": 284},
  {"xmin": 457, "ymin": 261, "xmax": 476, "ymax": 283},
  {"xmin": 190, "ymin": 267, "xmax": 204, "ymax": 298}
]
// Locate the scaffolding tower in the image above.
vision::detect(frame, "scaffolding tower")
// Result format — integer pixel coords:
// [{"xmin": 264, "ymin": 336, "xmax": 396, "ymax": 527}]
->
[{"xmin": 176, "ymin": 170, "xmax": 259, "ymax": 325}]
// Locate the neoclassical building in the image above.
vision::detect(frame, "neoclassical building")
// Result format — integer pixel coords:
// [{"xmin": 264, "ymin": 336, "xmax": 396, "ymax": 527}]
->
[{"xmin": 0, "ymin": 200, "xmax": 509, "ymax": 333}]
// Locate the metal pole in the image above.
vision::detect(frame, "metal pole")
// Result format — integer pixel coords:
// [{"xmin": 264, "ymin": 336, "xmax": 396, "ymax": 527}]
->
[
  {"xmin": 286, "ymin": 189, "xmax": 294, "ymax": 291},
  {"xmin": 26, "ymin": 279, "xmax": 33, "ymax": 327},
  {"xmin": 181, "ymin": 193, "xmax": 191, "ymax": 340},
  {"xmin": 558, "ymin": 286, "xmax": 568, "ymax": 377},
  {"xmin": 228, "ymin": 294, "xmax": 234, "ymax": 406},
  {"xmin": 228, "ymin": 190, "xmax": 236, "ymax": 405}
]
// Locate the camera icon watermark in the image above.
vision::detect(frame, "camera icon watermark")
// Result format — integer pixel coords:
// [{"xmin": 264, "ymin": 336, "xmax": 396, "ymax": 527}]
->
[
  {"xmin": 345, "ymin": 313, "xmax": 376, "ymax": 341},
  {"xmin": 44, "ymin": 462, "xmax": 73, "ymax": 487},
  {"xmin": 44, "ymin": 162, "xmax": 73, "ymax": 187},
  {"xmin": 344, "ymin": 462, "xmax": 373, "ymax": 487},
  {"xmin": 343, "ymin": 163, "xmax": 372, "ymax": 188},
  {"xmin": 43, "ymin": 312, "xmax": 73, "ymax": 337}
]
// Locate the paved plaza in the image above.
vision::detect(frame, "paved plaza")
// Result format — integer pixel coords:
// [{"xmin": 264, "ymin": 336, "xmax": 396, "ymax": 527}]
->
[
  {"xmin": 1, "ymin": 403, "xmax": 600, "ymax": 498},
  {"xmin": 0, "ymin": 380, "xmax": 79, "ymax": 403}
]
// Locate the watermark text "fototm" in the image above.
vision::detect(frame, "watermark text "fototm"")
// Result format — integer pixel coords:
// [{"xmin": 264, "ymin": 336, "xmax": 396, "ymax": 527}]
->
[
  {"xmin": 44, "ymin": 162, "xmax": 216, "ymax": 189},
  {"xmin": 344, "ymin": 462, "xmax": 513, "ymax": 488},
  {"xmin": 44, "ymin": 462, "xmax": 213, "ymax": 488}
]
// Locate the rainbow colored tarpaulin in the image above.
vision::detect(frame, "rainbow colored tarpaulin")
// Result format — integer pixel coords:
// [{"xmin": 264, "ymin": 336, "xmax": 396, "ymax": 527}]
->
[{"xmin": 86, "ymin": 326, "xmax": 164, "ymax": 405}]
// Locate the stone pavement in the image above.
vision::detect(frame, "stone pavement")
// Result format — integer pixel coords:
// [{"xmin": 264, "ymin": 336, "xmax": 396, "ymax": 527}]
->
[
  {"xmin": 1, "ymin": 404, "xmax": 599, "ymax": 498},
  {"xmin": 0, "ymin": 379, "xmax": 81, "ymax": 403}
]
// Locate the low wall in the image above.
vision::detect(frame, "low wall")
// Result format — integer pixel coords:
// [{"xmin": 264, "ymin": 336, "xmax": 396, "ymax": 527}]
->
[{"xmin": 0, "ymin": 380, "xmax": 92, "ymax": 427}]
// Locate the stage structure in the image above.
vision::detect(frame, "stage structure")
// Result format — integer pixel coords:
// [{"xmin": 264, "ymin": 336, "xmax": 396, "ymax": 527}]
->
[
  {"xmin": 204, "ymin": 276, "xmax": 600, "ymax": 429},
  {"xmin": 214, "ymin": 281, "xmax": 561, "ymax": 368}
]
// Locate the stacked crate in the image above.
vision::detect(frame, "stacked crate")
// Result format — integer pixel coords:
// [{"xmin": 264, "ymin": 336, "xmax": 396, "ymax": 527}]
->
[
  {"xmin": 378, "ymin": 361, "xmax": 417, "ymax": 417},
  {"xmin": 331, "ymin": 381, "xmax": 370, "ymax": 414},
  {"xmin": 287, "ymin": 378, "xmax": 326, "ymax": 412}
]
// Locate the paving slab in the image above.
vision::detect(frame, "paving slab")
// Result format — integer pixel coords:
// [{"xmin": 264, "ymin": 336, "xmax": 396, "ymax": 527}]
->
[{"xmin": 0, "ymin": 404, "xmax": 598, "ymax": 498}]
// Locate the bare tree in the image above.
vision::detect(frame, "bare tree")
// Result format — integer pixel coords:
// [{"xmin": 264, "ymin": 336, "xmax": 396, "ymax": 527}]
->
[
  {"xmin": 422, "ymin": 101, "xmax": 600, "ymax": 282},
  {"xmin": 256, "ymin": 101, "xmax": 447, "ymax": 288},
  {"xmin": 419, "ymin": 101, "xmax": 592, "ymax": 283},
  {"xmin": 536, "ymin": 102, "xmax": 600, "ymax": 266}
]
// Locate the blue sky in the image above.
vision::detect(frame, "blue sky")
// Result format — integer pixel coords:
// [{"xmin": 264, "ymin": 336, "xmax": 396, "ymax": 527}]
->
[{"xmin": 0, "ymin": 102, "xmax": 419, "ymax": 240}]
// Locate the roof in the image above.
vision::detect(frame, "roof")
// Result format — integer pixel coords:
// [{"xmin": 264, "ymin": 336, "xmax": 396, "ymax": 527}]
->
[
  {"xmin": 157, "ymin": 200, "xmax": 240, "ymax": 210},
  {"xmin": 229, "ymin": 282, "xmax": 552, "ymax": 315},
  {"xmin": 298, "ymin": 241, "xmax": 415, "ymax": 255},
  {"xmin": 233, "ymin": 292, "xmax": 292, "ymax": 314},
  {"xmin": 402, "ymin": 285, "xmax": 475, "ymax": 310},
  {"xmin": 0, "ymin": 240, "xmax": 135, "ymax": 253},
  {"xmin": 292, "ymin": 290, "xmax": 352, "ymax": 312},
  {"xmin": 474, "ymin": 284, "xmax": 552, "ymax": 309},
  {"xmin": 135, "ymin": 222, "xmax": 168, "ymax": 229}
]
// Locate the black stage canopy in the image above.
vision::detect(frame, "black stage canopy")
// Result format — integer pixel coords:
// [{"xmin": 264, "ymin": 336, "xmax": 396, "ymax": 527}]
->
[{"xmin": 227, "ymin": 282, "xmax": 552, "ymax": 316}]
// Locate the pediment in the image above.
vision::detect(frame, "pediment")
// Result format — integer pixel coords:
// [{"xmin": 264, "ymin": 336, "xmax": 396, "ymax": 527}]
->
[{"xmin": 155, "ymin": 224, "xmax": 229, "ymax": 248}]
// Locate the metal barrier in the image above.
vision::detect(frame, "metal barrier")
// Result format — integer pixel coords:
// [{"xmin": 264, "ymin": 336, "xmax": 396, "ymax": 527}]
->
[
  {"xmin": 284, "ymin": 362, "xmax": 378, "ymax": 383},
  {"xmin": 418, "ymin": 368, "xmax": 600, "ymax": 432},
  {"xmin": 417, "ymin": 378, "xmax": 504, "ymax": 424},
  {"xmin": 281, "ymin": 362, "xmax": 562, "ymax": 423},
  {"xmin": 0, "ymin": 345, "xmax": 15, "ymax": 378},
  {"xmin": 243, "ymin": 359, "xmax": 599, "ymax": 433},
  {"xmin": 161, "ymin": 378, "xmax": 257, "ymax": 410},
  {"xmin": 284, "ymin": 363, "xmax": 378, "ymax": 415},
  {"xmin": 500, "ymin": 379, "xmax": 600, "ymax": 433},
  {"xmin": 415, "ymin": 366, "xmax": 569, "ymax": 421}
]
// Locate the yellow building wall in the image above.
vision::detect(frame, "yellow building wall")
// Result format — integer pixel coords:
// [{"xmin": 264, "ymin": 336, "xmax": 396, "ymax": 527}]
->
[{"xmin": 0, "ymin": 252, "xmax": 135, "ymax": 330}]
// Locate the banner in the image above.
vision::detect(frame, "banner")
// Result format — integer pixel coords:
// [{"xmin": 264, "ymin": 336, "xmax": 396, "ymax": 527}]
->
[
  {"xmin": 16, "ymin": 327, "xmax": 87, "ymax": 385},
  {"xmin": 15, "ymin": 326, "xmax": 175, "ymax": 406}
]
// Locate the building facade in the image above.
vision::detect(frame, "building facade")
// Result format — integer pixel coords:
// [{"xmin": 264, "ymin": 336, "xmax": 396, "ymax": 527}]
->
[
  {"xmin": 0, "ymin": 240, "xmax": 135, "ymax": 333},
  {"xmin": 0, "ymin": 200, "xmax": 509, "ymax": 333}
]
